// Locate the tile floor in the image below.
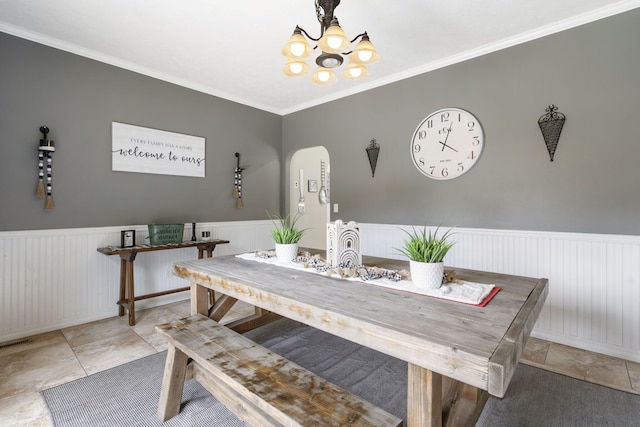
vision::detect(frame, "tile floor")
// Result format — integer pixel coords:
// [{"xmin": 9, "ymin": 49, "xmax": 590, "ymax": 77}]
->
[{"xmin": 1, "ymin": 299, "xmax": 639, "ymax": 426}]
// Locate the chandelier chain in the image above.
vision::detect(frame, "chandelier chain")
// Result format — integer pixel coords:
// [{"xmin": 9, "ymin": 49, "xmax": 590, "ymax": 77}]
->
[
  {"xmin": 315, "ymin": 0, "xmax": 323, "ymax": 23},
  {"xmin": 315, "ymin": 0, "xmax": 339, "ymax": 31}
]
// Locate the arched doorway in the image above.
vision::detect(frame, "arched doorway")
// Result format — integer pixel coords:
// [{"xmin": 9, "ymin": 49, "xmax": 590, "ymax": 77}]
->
[{"xmin": 289, "ymin": 147, "xmax": 330, "ymax": 249}]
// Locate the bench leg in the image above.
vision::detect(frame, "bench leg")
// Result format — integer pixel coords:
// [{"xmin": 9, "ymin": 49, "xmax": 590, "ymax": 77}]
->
[{"xmin": 157, "ymin": 344, "xmax": 189, "ymax": 421}]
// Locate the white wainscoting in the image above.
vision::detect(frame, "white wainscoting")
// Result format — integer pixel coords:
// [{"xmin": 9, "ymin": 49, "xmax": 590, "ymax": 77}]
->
[
  {"xmin": 360, "ymin": 223, "xmax": 640, "ymax": 363},
  {"xmin": 2, "ymin": 221, "xmax": 639, "ymax": 363},
  {"xmin": 0, "ymin": 221, "xmax": 273, "ymax": 343}
]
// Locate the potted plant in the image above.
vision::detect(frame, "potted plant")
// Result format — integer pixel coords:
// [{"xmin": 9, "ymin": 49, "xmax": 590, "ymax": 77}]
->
[
  {"xmin": 397, "ymin": 225, "xmax": 456, "ymax": 290},
  {"xmin": 268, "ymin": 211, "xmax": 307, "ymax": 262}
]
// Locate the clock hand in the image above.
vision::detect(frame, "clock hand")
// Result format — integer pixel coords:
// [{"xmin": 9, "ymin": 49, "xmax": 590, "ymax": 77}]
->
[
  {"xmin": 439, "ymin": 141, "xmax": 458, "ymax": 152},
  {"xmin": 439, "ymin": 121, "xmax": 456, "ymax": 151}
]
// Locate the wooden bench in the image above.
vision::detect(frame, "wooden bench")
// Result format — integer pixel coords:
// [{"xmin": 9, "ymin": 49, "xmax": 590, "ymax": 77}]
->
[{"xmin": 156, "ymin": 314, "xmax": 402, "ymax": 427}]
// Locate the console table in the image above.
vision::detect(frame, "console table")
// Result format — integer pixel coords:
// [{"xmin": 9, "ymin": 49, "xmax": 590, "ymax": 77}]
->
[{"xmin": 97, "ymin": 239, "xmax": 229, "ymax": 325}]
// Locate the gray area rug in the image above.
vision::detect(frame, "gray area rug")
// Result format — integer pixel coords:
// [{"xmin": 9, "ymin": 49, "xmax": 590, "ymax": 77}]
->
[{"xmin": 42, "ymin": 318, "xmax": 640, "ymax": 426}]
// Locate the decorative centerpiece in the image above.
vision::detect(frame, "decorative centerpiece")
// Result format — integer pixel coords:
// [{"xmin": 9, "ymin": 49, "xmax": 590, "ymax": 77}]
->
[
  {"xmin": 398, "ymin": 225, "xmax": 456, "ymax": 291},
  {"xmin": 327, "ymin": 220, "xmax": 362, "ymax": 266},
  {"xmin": 268, "ymin": 212, "xmax": 307, "ymax": 263}
]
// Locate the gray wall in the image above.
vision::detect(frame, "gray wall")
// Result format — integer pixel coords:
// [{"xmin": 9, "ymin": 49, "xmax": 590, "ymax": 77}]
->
[
  {"xmin": 3, "ymin": 9, "xmax": 639, "ymax": 235},
  {"xmin": 0, "ymin": 33, "xmax": 282, "ymax": 231},
  {"xmin": 282, "ymin": 9, "xmax": 640, "ymax": 235}
]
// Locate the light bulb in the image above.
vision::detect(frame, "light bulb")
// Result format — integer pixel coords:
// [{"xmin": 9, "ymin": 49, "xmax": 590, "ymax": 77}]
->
[
  {"xmin": 357, "ymin": 50, "xmax": 373, "ymax": 62},
  {"xmin": 312, "ymin": 67, "xmax": 337, "ymax": 85},
  {"xmin": 350, "ymin": 34, "xmax": 379, "ymax": 65},
  {"xmin": 318, "ymin": 21, "xmax": 350, "ymax": 54},
  {"xmin": 349, "ymin": 68, "xmax": 362, "ymax": 78},
  {"xmin": 290, "ymin": 43, "xmax": 306, "ymax": 57},
  {"xmin": 328, "ymin": 36, "xmax": 343, "ymax": 50},
  {"xmin": 322, "ymin": 57, "xmax": 341, "ymax": 68},
  {"xmin": 290, "ymin": 63, "xmax": 303, "ymax": 74},
  {"xmin": 342, "ymin": 63, "xmax": 369, "ymax": 80},
  {"xmin": 318, "ymin": 70, "xmax": 331, "ymax": 82},
  {"xmin": 283, "ymin": 59, "xmax": 309, "ymax": 77}
]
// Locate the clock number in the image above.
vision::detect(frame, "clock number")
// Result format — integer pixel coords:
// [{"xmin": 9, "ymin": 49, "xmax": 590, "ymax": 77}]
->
[
  {"xmin": 467, "ymin": 150, "xmax": 475, "ymax": 160},
  {"xmin": 419, "ymin": 158, "xmax": 425, "ymax": 167},
  {"xmin": 472, "ymin": 136, "xmax": 480, "ymax": 146},
  {"xmin": 426, "ymin": 119, "xmax": 433, "ymax": 128},
  {"xmin": 457, "ymin": 163, "xmax": 464, "ymax": 172},
  {"xmin": 440, "ymin": 112, "xmax": 450, "ymax": 122},
  {"xmin": 413, "ymin": 144, "xmax": 421, "ymax": 153},
  {"xmin": 428, "ymin": 165, "xmax": 435, "ymax": 175},
  {"xmin": 417, "ymin": 130, "xmax": 427, "ymax": 140},
  {"xmin": 441, "ymin": 168, "xmax": 448, "ymax": 177},
  {"xmin": 467, "ymin": 121, "xmax": 475, "ymax": 131}
]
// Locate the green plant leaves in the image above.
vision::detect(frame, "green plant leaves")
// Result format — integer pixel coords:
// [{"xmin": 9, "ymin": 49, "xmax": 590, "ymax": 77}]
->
[
  {"xmin": 397, "ymin": 225, "xmax": 456, "ymax": 263},
  {"xmin": 267, "ymin": 211, "xmax": 307, "ymax": 244}
]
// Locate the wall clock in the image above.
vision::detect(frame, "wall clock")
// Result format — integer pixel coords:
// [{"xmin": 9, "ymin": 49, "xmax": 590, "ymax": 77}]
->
[{"xmin": 410, "ymin": 107, "xmax": 484, "ymax": 180}]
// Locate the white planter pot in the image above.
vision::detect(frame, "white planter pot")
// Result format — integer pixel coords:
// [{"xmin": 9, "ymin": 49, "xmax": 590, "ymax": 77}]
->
[
  {"xmin": 409, "ymin": 260, "xmax": 444, "ymax": 291},
  {"xmin": 275, "ymin": 243, "xmax": 299, "ymax": 263}
]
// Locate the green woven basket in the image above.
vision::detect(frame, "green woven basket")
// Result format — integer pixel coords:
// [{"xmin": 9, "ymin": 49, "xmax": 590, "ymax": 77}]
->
[{"xmin": 147, "ymin": 224, "xmax": 184, "ymax": 245}]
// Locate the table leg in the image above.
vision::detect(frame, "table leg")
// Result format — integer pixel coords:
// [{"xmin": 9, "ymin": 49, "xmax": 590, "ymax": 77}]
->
[
  {"xmin": 126, "ymin": 259, "xmax": 135, "ymax": 326},
  {"xmin": 196, "ymin": 242, "xmax": 217, "ymax": 305},
  {"xmin": 407, "ymin": 363, "xmax": 442, "ymax": 427},
  {"xmin": 118, "ymin": 251, "xmax": 137, "ymax": 326},
  {"xmin": 191, "ymin": 283, "xmax": 209, "ymax": 316},
  {"xmin": 206, "ymin": 245, "xmax": 217, "ymax": 304},
  {"xmin": 196, "ymin": 242, "xmax": 217, "ymax": 259},
  {"xmin": 441, "ymin": 379, "xmax": 488, "ymax": 427},
  {"xmin": 205, "ymin": 243, "xmax": 216, "ymax": 258},
  {"xmin": 118, "ymin": 258, "xmax": 126, "ymax": 317},
  {"xmin": 407, "ymin": 367, "xmax": 489, "ymax": 427}
]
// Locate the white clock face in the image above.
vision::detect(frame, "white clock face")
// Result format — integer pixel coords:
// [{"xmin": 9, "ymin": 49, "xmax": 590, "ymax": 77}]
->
[{"xmin": 410, "ymin": 108, "xmax": 484, "ymax": 180}]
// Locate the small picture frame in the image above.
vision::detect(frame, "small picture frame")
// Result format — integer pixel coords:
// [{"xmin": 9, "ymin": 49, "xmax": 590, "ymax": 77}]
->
[
  {"xmin": 121, "ymin": 230, "xmax": 135, "ymax": 247},
  {"xmin": 307, "ymin": 179, "xmax": 318, "ymax": 193}
]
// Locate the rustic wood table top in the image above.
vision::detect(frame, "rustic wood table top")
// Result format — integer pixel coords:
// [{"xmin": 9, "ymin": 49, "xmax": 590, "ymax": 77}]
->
[
  {"xmin": 173, "ymin": 252, "xmax": 548, "ymax": 427},
  {"xmin": 97, "ymin": 239, "xmax": 229, "ymax": 256}
]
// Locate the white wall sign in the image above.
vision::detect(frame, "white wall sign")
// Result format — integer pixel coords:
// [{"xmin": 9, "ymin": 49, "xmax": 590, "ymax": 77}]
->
[{"xmin": 112, "ymin": 122, "xmax": 205, "ymax": 177}]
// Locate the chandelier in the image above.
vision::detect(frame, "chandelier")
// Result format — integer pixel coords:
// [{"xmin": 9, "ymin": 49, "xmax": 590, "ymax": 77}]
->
[{"xmin": 282, "ymin": 0, "xmax": 379, "ymax": 85}]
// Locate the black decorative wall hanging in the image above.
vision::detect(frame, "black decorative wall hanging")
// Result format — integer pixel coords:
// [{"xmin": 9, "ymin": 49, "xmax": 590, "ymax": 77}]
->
[
  {"xmin": 36, "ymin": 126, "xmax": 56, "ymax": 210},
  {"xmin": 538, "ymin": 104, "xmax": 566, "ymax": 162},
  {"xmin": 365, "ymin": 138, "xmax": 380, "ymax": 177},
  {"xmin": 233, "ymin": 152, "xmax": 244, "ymax": 208}
]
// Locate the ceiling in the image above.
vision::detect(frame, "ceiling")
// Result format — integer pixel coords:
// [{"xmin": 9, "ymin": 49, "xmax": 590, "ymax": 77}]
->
[{"xmin": 1, "ymin": 0, "xmax": 638, "ymax": 115}]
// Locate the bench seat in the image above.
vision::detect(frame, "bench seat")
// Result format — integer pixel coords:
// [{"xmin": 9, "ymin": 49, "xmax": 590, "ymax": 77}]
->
[{"xmin": 156, "ymin": 313, "xmax": 402, "ymax": 427}]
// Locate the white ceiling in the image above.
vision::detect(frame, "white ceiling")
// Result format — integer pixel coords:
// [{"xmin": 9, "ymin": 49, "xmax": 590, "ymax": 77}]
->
[{"xmin": 1, "ymin": 0, "xmax": 639, "ymax": 115}]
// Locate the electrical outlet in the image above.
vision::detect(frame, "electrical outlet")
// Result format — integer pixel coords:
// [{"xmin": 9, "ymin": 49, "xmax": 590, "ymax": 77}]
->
[{"xmin": 294, "ymin": 180, "xmax": 299, "ymax": 188}]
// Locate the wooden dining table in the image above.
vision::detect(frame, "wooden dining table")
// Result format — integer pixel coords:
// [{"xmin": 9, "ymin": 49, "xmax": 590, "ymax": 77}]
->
[{"xmin": 172, "ymin": 251, "xmax": 548, "ymax": 427}]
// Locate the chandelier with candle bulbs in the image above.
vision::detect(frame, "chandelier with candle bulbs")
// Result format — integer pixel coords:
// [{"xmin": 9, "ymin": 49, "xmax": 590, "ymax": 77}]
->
[{"xmin": 282, "ymin": 0, "xmax": 379, "ymax": 86}]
